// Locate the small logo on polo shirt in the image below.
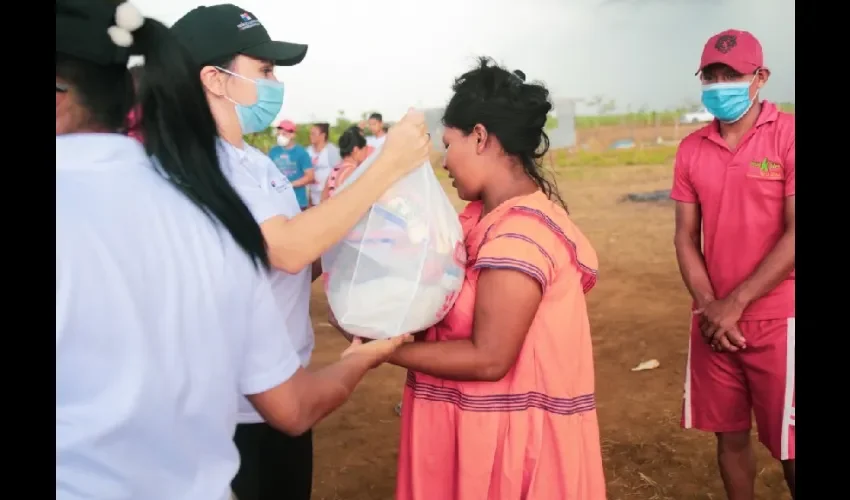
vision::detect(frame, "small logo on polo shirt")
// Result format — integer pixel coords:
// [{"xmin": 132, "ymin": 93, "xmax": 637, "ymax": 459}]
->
[
  {"xmin": 237, "ymin": 12, "xmax": 261, "ymax": 31},
  {"xmin": 271, "ymin": 177, "xmax": 291, "ymax": 193},
  {"xmin": 748, "ymin": 157, "xmax": 784, "ymax": 179}
]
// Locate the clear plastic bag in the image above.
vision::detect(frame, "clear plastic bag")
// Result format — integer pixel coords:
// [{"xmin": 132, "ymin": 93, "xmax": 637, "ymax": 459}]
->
[{"xmin": 322, "ymin": 146, "xmax": 466, "ymax": 339}]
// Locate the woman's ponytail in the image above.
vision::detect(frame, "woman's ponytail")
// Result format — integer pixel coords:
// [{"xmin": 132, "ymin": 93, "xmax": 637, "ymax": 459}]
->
[{"xmin": 132, "ymin": 18, "xmax": 270, "ymax": 270}]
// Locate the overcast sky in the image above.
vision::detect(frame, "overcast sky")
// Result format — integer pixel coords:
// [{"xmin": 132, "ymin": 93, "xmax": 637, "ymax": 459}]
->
[{"xmin": 133, "ymin": 0, "xmax": 795, "ymax": 123}]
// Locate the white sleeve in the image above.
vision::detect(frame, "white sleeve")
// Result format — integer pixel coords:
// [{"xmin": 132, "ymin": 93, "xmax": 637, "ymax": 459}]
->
[
  {"xmin": 240, "ymin": 271, "xmax": 301, "ymax": 395},
  {"xmin": 231, "ymin": 180, "xmax": 282, "ymax": 225}
]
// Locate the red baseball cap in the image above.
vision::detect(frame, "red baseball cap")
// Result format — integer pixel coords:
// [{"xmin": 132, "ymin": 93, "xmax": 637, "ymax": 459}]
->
[
  {"xmin": 697, "ymin": 29, "xmax": 764, "ymax": 75},
  {"xmin": 277, "ymin": 120, "xmax": 296, "ymax": 133}
]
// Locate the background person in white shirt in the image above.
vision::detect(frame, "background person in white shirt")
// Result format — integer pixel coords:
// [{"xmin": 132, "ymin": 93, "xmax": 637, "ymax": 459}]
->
[
  {"xmin": 56, "ymin": 2, "xmax": 422, "ymax": 500},
  {"xmin": 170, "ymin": 4, "xmax": 431, "ymax": 500},
  {"xmin": 307, "ymin": 122, "xmax": 342, "ymax": 207},
  {"xmin": 366, "ymin": 112, "xmax": 388, "ymax": 149}
]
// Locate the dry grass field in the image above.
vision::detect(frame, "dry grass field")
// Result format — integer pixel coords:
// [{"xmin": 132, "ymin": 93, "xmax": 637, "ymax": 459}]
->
[{"xmin": 306, "ymin": 128, "xmax": 791, "ymax": 500}]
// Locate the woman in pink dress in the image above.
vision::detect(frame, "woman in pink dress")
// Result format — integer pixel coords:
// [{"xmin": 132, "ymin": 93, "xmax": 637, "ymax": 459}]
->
[
  {"xmin": 321, "ymin": 126, "xmax": 371, "ymax": 202},
  {"xmin": 388, "ymin": 58, "xmax": 607, "ymax": 500}
]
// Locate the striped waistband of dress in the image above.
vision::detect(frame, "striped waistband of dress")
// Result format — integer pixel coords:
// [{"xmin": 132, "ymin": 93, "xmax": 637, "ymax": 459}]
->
[{"xmin": 406, "ymin": 372, "xmax": 596, "ymax": 416}]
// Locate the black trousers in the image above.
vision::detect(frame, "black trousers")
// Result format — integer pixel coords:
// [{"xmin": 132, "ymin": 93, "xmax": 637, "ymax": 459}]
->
[{"xmin": 231, "ymin": 423, "xmax": 313, "ymax": 500}]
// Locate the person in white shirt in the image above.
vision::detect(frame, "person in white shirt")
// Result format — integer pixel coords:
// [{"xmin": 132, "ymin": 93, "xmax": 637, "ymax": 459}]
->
[
  {"xmin": 56, "ymin": 2, "xmax": 426, "ymax": 500},
  {"xmin": 366, "ymin": 112, "xmax": 388, "ymax": 149},
  {"xmin": 306, "ymin": 122, "xmax": 342, "ymax": 207},
  {"xmin": 170, "ymin": 4, "xmax": 431, "ymax": 500}
]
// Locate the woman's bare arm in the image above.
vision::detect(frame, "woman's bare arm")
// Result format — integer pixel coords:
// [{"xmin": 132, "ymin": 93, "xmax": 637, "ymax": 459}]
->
[
  {"xmin": 247, "ymin": 336, "xmax": 411, "ymax": 435},
  {"xmin": 388, "ymin": 268, "xmax": 542, "ymax": 381}
]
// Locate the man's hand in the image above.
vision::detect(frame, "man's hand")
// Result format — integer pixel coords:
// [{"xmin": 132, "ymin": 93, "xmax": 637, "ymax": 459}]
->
[
  {"xmin": 695, "ymin": 297, "xmax": 747, "ymax": 352},
  {"xmin": 342, "ymin": 335, "xmax": 413, "ymax": 368}
]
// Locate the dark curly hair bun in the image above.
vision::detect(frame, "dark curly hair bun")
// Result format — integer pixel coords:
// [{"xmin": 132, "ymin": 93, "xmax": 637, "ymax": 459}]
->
[{"xmin": 442, "ymin": 57, "xmax": 567, "ymax": 211}]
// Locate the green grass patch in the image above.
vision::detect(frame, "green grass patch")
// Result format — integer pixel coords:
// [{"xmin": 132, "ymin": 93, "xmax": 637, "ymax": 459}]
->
[
  {"xmin": 551, "ymin": 145, "xmax": 677, "ymax": 168},
  {"xmin": 575, "ymin": 112, "xmax": 681, "ymax": 129},
  {"xmin": 428, "ymin": 146, "xmax": 677, "ymax": 180},
  {"xmin": 574, "ymin": 102, "xmax": 794, "ymax": 130}
]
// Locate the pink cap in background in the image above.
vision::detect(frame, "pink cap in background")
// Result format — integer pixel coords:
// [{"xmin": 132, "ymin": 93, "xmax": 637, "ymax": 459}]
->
[{"xmin": 277, "ymin": 120, "xmax": 296, "ymax": 133}]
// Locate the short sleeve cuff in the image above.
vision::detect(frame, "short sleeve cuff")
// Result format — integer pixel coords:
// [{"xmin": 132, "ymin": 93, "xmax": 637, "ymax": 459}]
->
[
  {"xmin": 240, "ymin": 351, "xmax": 300, "ymax": 396},
  {"xmin": 473, "ymin": 257, "xmax": 547, "ymax": 287},
  {"xmin": 246, "ymin": 202, "xmax": 282, "ymax": 225},
  {"xmin": 670, "ymin": 190, "xmax": 697, "ymax": 203},
  {"xmin": 474, "ymin": 234, "xmax": 553, "ymax": 288}
]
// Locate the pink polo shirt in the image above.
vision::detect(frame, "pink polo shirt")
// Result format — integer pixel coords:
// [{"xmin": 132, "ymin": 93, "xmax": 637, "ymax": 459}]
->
[{"xmin": 671, "ymin": 100, "xmax": 795, "ymax": 320}]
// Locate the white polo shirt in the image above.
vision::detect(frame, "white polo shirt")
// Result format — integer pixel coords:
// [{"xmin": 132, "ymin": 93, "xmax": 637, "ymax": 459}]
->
[
  {"xmin": 56, "ymin": 133, "xmax": 301, "ymax": 500},
  {"xmin": 307, "ymin": 143, "xmax": 341, "ymax": 206},
  {"xmin": 366, "ymin": 134, "xmax": 386, "ymax": 149},
  {"xmin": 218, "ymin": 140, "xmax": 315, "ymax": 424}
]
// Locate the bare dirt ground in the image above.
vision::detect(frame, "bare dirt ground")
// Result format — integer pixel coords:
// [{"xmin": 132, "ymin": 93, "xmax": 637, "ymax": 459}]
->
[{"xmin": 307, "ymin": 160, "xmax": 791, "ymax": 500}]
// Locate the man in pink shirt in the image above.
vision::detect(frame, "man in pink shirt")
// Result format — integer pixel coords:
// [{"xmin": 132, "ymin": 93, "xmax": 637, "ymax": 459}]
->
[{"xmin": 671, "ymin": 29, "xmax": 795, "ymax": 500}]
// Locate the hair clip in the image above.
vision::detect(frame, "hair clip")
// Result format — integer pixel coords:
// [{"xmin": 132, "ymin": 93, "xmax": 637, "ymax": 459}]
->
[{"xmin": 107, "ymin": 2, "xmax": 145, "ymax": 48}]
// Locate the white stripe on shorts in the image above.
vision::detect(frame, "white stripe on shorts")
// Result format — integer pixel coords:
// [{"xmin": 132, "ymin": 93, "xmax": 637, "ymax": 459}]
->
[
  {"xmin": 780, "ymin": 317, "xmax": 795, "ymax": 460},
  {"xmin": 683, "ymin": 314, "xmax": 695, "ymax": 429}
]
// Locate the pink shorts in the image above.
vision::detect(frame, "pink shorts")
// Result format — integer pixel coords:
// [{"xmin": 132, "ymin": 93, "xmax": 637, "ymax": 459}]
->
[{"xmin": 682, "ymin": 316, "xmax": 795, "ymax": 460}]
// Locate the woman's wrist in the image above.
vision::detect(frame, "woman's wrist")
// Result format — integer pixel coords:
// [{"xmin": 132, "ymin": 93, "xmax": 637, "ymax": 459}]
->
[{"xmin": 387, "ymin": 343, "xmax": 411, "ymax": 368}]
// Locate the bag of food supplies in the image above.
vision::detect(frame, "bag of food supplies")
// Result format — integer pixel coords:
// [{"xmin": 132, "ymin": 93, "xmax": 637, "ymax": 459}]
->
[{"xmin": 321, "ymin": 146, "xmax": 466, "ymax": 340}]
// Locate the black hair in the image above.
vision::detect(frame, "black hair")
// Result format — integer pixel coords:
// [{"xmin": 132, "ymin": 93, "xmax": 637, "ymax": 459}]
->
[
  {"xmin": 442, "ymin": 57, "xmax": 567, "ymax": 212},
  {"xmin": 338, "ymin": 126, "xmax": 367, "ymax": 158},
  {"xmin": 368, "ymin": 112, "xmax": 383, "ymax": 122},
  {"xmin": 129, "ymin": 64, "xmax": 144, "ymax": 89},
  {"xmin": 57, "ymin": 54, "xmax": 136, "ymax": 132},
  {"xmin": 313, "ymin": 122, "xmax": 330, "ymax": 140},
  {"xmin": 56, "ymin": 5, "xmax": 269, "ymax": 269}
]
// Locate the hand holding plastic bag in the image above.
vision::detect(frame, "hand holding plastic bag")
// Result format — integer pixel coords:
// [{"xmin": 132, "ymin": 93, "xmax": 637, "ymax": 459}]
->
[
  {"xmin": 373, "ymin": 108, "xmax": 432, "ymax": 182},
  {"xmin": 322, "ymin": 145, "xmax": 466, "ymax": 340}
]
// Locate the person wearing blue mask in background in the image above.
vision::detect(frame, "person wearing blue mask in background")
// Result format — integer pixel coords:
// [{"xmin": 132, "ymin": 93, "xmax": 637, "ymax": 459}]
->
[
  {"xmin": 171, "ymin": 4, "xmax": 430, "ymax": 500},
  {"xmin": 269, "ymin": 120, "xmax": 313, "ymax": 210}
]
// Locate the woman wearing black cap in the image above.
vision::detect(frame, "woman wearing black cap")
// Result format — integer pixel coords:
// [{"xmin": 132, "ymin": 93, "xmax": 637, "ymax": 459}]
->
[
  {"xmin": 169, "ymin": 5, "xmax": 431, "ymax": 500},
  {"xmin": 56, "ymin": 2, "xmax": 424, "ymax": 500}
]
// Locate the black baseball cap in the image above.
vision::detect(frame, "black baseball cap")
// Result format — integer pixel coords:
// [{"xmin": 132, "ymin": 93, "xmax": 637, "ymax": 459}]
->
[{"xmin": 170, "ymin": 4, "xmax": 308, "ymax": 67}]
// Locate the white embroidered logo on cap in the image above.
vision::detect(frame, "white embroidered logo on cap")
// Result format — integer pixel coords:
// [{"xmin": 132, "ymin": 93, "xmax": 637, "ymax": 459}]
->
[{"xmin": 237, "ymin": 12, "xmax": 261, "ymax": 31}]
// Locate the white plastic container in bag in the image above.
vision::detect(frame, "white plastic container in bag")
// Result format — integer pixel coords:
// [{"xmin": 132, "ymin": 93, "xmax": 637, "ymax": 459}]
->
[{"xmin": 321, "ymin": 145, "xmax": 466, "ymax": 339}]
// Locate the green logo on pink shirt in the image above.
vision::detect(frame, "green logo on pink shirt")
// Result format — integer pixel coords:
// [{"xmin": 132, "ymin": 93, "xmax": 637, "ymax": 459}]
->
[{"xmin": 748, "ymin": 157, "xmax": 784, "ymax": 179}]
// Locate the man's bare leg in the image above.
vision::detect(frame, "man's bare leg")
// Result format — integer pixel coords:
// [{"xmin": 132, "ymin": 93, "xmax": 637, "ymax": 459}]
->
[
  {"xmin": 717, "ymin": 431, "xmax": 756, "ymax": 500},
  {"xmin": 781, "ymin": 459, "xmax": 795, "ymax": 499}
]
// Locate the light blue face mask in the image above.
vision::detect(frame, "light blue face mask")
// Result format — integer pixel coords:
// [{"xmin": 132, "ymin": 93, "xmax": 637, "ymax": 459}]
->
[
  {"xmin": 700, "ymin": 75, "xmax": 758, "ymax": 123},
  {"xmin": 217, "ymin": 67, "xmax": 285, "ymax": 134}
]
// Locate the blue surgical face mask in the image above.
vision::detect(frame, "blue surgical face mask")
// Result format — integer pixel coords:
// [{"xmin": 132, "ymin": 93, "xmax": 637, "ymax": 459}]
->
[
  {"xmin": 217, "ymin": 67, "xmax": 285, "ymax": 134},
  {"xmin": 700, "ymin": 75, "xmax": 758, "ymax": 124}
]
